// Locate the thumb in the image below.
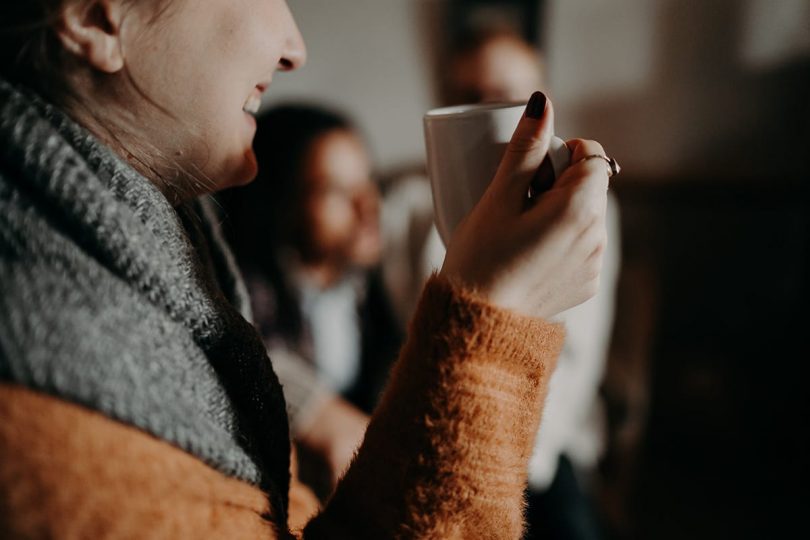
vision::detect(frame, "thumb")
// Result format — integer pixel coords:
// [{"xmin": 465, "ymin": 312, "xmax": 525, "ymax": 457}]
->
[{"xmin": 491, "ymin": 91, "xmax": 555, "ymax": 201}]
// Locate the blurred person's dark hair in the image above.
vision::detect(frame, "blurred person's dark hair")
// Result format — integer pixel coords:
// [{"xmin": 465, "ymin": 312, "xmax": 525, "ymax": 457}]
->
[
  {"xmin": 221, "ymin": 104, "xmax": 398, "ymax": 417},
  {"xmin": 221, "ymin": 104, "xmax": 357, "ymax": 341},
  {"xmin": 224, "ymin": 105, "xmax": 354, "ymax": 258}
]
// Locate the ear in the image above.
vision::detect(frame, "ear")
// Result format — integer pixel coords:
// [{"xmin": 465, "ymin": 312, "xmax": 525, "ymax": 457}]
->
[{"xmin": 56, "ymin": 0, "xmax": 126, "ymax": 73}]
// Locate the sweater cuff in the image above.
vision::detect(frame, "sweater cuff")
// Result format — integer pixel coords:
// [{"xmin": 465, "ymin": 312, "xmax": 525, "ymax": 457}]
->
[{"xmin": 411, "ymin": 274, "xmax": 566, "ymax": 376}]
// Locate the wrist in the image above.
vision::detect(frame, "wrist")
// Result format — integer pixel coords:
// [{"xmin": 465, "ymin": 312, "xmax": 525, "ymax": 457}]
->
[{"xmin": 418, "ymin": 274, "xmax": 564, "ymax": 368}]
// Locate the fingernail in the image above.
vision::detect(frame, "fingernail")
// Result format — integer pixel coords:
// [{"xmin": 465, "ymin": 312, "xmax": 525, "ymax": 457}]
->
[{"xmin": 525, "ymin": 91, "xmax": 547, "ymax": 119}]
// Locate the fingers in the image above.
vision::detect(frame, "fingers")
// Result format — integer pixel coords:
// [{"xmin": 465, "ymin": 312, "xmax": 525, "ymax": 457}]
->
[
  {"xmin": 545, "ymin": 138, "xmax": 609, "ymax": 221},
  {"xmin": 490, "ymin": 91, "xmax": 555, "ymax": 203},
  {"xmin": 525, "ymin": 138, "xmax": 609, "ymax": 243},
  {"xmin": 567, "ymin": 138, "xmax": 606, "ymax": 162},
  {"xmin": 558, "ymin": 139, "xmax": 611, "ymax": 188}
]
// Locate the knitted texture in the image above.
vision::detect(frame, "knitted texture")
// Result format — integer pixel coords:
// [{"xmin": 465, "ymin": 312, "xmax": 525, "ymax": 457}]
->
[
  {"xmin": 0, "ymin": 79, "xmax": 291, "ymax": 519},
  {"xmin": 0, "ymin": 274, "xmax": 564, "ymax": 539},
  {"xmin": 306, "ymin": 275, "xmax": 565, "ymax": 539}
]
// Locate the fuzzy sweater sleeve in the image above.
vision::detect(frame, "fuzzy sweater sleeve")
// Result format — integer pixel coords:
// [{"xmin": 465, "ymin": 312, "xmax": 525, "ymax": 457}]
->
[
  {"xmin": 0, "ymin": 275, "xmax": 563, "ymax": 539},
  {"xmin": 305, "ymin": 275, "xmax": 565, "ymax": 539}
]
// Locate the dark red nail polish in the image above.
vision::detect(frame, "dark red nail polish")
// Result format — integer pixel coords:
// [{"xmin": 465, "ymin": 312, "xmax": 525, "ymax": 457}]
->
[{"xmin": 525, "ymin": 91, "xmax": 547, "ymax": 119}]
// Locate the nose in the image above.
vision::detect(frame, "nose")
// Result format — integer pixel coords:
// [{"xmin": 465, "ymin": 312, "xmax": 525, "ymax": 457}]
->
[{"xmin": 277, "ymin": 1, "xmax": 307, "ymax": 71}]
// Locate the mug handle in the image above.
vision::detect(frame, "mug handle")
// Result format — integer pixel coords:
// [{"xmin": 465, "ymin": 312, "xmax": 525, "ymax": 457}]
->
[{"xmin": 529, "ymin": 136, "xmax": 571, "ymax": 198}]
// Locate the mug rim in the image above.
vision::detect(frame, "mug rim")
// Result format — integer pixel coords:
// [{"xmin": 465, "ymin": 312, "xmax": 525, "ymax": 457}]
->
[{"xmin": 424, "ymin": 101, "xmax": 525, "ymax": 120}]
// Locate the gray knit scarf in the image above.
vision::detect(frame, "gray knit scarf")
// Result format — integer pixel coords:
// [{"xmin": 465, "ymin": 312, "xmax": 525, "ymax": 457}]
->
[{"xmin": 0, "ymin": 78, "xmax": 291, "ymax": 523}]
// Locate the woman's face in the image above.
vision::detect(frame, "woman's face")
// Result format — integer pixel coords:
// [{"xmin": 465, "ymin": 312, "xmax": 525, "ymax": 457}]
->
[
  {"xmin": 119, "ymin": 0, "xmax": 305, "ymax": 193},
  {"xmin": 297, "ymin": 130, "xmax": 382, "ymax": 271}
]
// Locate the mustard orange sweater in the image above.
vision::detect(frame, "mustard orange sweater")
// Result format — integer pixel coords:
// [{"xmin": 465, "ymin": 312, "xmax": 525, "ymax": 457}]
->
[{"xmin": 0, "ymin": 276, "xmax": 564, "ymax": 539}]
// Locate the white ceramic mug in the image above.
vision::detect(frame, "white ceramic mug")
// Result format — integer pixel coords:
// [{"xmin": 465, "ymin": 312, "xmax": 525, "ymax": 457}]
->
[{"xmin": 423, "ymin": 102, "xmax": 570, "ymax": 246}]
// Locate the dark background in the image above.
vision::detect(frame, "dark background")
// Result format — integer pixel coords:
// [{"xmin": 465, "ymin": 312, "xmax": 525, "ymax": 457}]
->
[{"xmin": 449, "ymin": 1, "xmax": 810, "ymax": 538}]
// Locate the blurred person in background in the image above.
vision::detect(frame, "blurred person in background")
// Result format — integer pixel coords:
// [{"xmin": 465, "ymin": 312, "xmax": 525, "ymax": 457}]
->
[
  {"xmin": 383, "ymin": 26, "xmax": 550, "ymax": 325},
  {"xmin": 222, "ymin": 105, "xmax": 402, "ymax": 491},
  {"xmin": 383, "ymin": 26, "xmax": 620, "ymax": 540},
  {"xmin": 444, "ymin": 26, "xmax": 545, "ymax": 105}
]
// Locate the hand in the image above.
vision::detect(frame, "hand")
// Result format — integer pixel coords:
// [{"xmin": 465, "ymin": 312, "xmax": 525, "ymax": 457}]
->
[
  {"xmin": 440, "ymin": 92, "xmax": 609, "ymax": 319},
  {"xmin": 296, "ymin": 396, "xmax": 369, "ymax": 487}
]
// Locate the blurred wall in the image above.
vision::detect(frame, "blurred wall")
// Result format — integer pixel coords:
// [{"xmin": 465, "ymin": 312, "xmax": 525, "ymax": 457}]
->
[
  {"xmin": 546, "ymin": 0, "xmax": 810, "ymax": 179},
  {"xmin": 265, "ymin": 0, "xmax": 434, "ymax": 170},
  {"xmin": 541, "ymin": 2, "xmax": 810, "ymax": 538},
  {"xmin": 269, "ymin": 0, "xmax": 809, "ymax": 178}
]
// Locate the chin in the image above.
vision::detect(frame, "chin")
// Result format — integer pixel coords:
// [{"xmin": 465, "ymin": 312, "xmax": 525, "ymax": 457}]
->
[
  {"xmin": 213, "ymin": 150, "xmax": 259, "ymax": 193},
  {"xmin": 351, "ymin": 243, "xmax": 382, "ymax": 269},
  {"xmin": 235, "ymin": 148, "xmax": 259, "ymax": 185}
]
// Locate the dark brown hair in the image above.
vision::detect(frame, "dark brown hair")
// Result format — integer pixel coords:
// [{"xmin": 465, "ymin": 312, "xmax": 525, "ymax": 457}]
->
[
  {"xmin": 220, "ymin": 104, "xmax": 355, "ymax": 341},
  {"xmin": 0, "ymin": 2, "xmax": 72, "ymax": 102},
  {"xmin": 0, "ymin": 1, "xmax": 172, "ymax": 103},
  {"xmin": 0, "ymin": 1, "xmax": 217, "ymax": 202}
]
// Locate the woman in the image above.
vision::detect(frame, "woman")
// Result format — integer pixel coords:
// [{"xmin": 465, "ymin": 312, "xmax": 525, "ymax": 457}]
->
[
  {"xmin": 0, "ymin": 1, "xmax": 610, "ymax": 538},
  {"xmin": 222, "ymin": 105, "xmax": 402, "ymax": 494},
  {"xmin": 224, "ymin": 105, "xmax": 401, "ymax": 414}
]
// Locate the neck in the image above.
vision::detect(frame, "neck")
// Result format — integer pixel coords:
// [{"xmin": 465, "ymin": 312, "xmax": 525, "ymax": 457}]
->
[
  {"xmin": 62, "ymin": 75, "xmax": 199, "ymax": 207},
  {"xmin": 297, "ymin": 258, "xmax": 347, "ymax": 290}
]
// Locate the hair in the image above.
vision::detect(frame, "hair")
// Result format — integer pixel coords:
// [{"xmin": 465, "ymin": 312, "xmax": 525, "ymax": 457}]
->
[
  {"xmin": 0, "ymin": 0, "xmax": 210, "ymax": 201},
  {"xmin": 220, "ymin": 104, "xmax": 355, "ymax": 341},
  {"xmin": 0, "ymin": 0, "xmax": 177, "ymax": 97},
  {"xmin": 223, "ymin": 104, "xmax": 355, "ymax": 260},
  {"xmin": 0, "ymin": 2, "xmax": 69, "ymax": 102}
]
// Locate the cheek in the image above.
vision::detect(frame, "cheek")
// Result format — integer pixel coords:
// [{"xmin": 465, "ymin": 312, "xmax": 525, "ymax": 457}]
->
[
  {"xmin": 128, "ymin": 4, "xmax": 270, "ymax": 189},
  {"xmin": 310, "ymin": 197, "xmax": 354, "ymax": 239}
]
